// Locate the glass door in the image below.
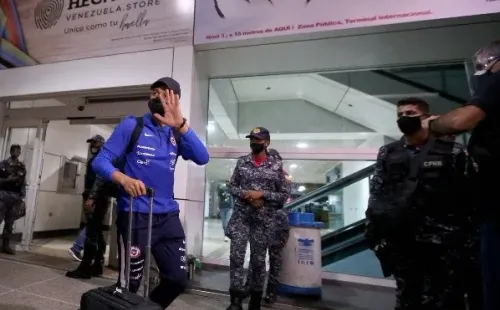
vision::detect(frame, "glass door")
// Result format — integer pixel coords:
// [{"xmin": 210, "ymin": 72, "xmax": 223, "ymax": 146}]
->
[{"xmin": 1, "ymin": 120, "xmax": 47, "ymax": 251}]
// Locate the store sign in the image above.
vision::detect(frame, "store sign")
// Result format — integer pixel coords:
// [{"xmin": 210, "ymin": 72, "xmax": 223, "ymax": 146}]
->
[
  {"xmin": 194, "ymin": 0, "xmax": 500, "ymax": 44},
  {"xmin": 0, "ymin": 0, "xmax": 194, "ymax": 69}
]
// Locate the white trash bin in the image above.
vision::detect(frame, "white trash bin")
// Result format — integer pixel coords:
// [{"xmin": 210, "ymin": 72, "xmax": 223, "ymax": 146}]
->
[{"xmin": 278, "ymin": 212, "xmax": 323, "ymax": 298}]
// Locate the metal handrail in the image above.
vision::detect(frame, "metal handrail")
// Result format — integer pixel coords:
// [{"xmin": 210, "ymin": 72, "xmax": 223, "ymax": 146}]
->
[{"xmin": 285, "ymin": 163, "xmax": 376, "ymax": 211}]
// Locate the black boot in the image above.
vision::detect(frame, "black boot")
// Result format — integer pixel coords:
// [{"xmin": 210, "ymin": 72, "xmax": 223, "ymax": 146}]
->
[
  {"xmin": 1, "ymin": 237, "xmax": 15, "ymax": 255},
  {"xmin": 90, "ymin": 260, "xmax": 103, "ymax": 277},
  {"xmin": 263, "ymin": 283, "xmax": 277, "ymax": 305},
  {"xmin": 66, "ymin": 240, "xmax": 94, "ymax": 279},
  {"xmin": 248, "ymin": 290, "xmax": 262, "ymax": 310},
  {"xmin": 66, "ymin": 263, "xmax": 92, "ymax": 279},
  {"xmin": 227, "ymin": 289, "xmax": 243, "ymax": 310}
]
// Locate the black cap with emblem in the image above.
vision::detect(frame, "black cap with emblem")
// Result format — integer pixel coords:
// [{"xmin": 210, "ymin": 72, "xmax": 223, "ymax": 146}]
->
[
  {"xmin": 245, "ymin": 127, "xmax": 270, "ymax": 140},
  {"xmin": 150, "ymin": 77, "xmax": 181, "ymax": 99}
]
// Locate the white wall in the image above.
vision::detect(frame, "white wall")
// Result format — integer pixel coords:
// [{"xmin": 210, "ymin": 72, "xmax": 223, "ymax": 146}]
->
[
  {"xmin": 341, "ymin": 161, "xmax": 372, "ymax": 226},
  {"xmin": 340, "ymin": 136, "xmax": 384, "ymax": 225},
  {"xmin": 172, "ymin": 45, "xmax": 209, "ymax": 257},
  {"xmin": 0, "ymin": 49, "xmax": 174, "ymax": 100},
  {"xmin": 34, "ymin": 121, "xmax": 113, "ymax": 232}
]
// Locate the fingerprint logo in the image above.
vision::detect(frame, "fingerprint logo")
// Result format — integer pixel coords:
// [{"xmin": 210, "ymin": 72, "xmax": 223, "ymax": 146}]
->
[{"xmin": 34, "ymin": 0, "xmax": 65, "ymax": 30}]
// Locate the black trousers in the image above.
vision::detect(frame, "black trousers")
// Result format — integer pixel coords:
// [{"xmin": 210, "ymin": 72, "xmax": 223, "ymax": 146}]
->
[
  {"xmin": 81, "ymin": 192, "xmax": 109, "ymax": 266},
  {"xmin": 0, "ymin": 191, "xmax": 21, "ymax": 239}
]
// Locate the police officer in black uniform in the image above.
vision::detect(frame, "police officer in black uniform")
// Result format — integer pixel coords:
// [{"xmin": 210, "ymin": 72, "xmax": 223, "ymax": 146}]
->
[
  {"xmin": 424, "ymin": 40, "xmax": 500, "ymax": 310},
  {"xmin": 366, "ymin": 98, "xmax": 470, "ymax": 309},
  {"xmin": 0, "ymin": 144, "xmax": 27, "ymax": 255},
  {"xmin": 66, "ymin": 135, "xmax": 109, "ymax": 279}
]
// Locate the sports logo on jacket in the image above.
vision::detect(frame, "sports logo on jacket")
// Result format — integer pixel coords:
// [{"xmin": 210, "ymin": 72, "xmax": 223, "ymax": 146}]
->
[
  {"xmin": 130, "ymin": 246, "xmax": 141, "ymax": 259},
  {"xmin": 170, "ymin": 136, "xmax": 177, "ymax": 146}
]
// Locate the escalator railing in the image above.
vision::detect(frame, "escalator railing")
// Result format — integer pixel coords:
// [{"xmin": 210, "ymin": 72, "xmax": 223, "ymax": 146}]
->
[
  {"xmin": 283, "ymin": 163, "xmax": 376, "ymax": 268},
  {"xmin": 284, "ymin": 163, "xmax": 376, "ymax": 213}
]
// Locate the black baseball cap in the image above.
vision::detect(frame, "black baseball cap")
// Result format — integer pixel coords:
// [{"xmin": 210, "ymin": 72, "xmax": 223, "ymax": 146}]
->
[
  {"xmin": 245, "ymin": 127, "xmax": 270, "ymax": 140},
  {"xmin": 150, "ymin": 77, "xmax": 181, "ymax": 98},
  {"xmin": 86, "ymin": 134, "xmax": 105, "ymax": 144}
]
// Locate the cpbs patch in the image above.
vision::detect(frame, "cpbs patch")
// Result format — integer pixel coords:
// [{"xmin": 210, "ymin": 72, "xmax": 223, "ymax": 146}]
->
[{"xmin": 130, "ymin": 246, "xmax": 142, "ymax": 259}]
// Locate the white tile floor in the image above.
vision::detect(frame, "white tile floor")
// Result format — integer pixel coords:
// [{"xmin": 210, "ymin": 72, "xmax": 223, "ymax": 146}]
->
[
  {"xmin": 201, "ymin": 218, "xmax": 336, "ymax": 263},
  {"xmin": 30, "ymin": 234, "xmax": 111, "ymax": 265},
  {"xmin": 29, "ymin": 218, "xmax": 337, "ymax": 266},
  {"xmin": 202, "ymin": 218, "xmax": 251, "ymax": 266}
]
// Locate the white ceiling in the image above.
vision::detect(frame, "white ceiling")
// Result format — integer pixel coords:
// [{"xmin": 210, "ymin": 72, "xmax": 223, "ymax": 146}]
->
[{"xmin": 208, "ymin": 75, "xmax": 391, "ymax": 149}]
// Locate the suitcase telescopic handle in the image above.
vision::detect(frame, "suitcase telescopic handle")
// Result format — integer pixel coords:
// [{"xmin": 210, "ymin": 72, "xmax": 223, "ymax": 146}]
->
[{"xmin": 125, "ymin": 187, "xmax": 155, "ymax": 293}]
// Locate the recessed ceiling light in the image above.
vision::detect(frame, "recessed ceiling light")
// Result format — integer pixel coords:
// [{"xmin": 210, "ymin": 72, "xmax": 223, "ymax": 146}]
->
[
  {"xmin": 290, "ymin": 163, "xmax": 298, "ymax": 169},
  {"xmin": 298, "ymin": 185, "xmax": 306, "ymax": 192},
  {"xmin": 296, "ymin": 143, "xmax": 308, "ymax": 149}
]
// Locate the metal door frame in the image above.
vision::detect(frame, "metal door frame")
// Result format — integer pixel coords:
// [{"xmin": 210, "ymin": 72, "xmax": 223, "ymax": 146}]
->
[{"xmin": 2, "ymin": 119, "xmax": 48, "ymax": 251}]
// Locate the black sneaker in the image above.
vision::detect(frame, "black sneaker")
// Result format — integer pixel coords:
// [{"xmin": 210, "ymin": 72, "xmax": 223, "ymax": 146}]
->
[
  {"xmin": 66, "ymin": 267, "xmax": 91, "ymax": 279},
  {"xmin": 263, "ymin": 292, "xmax": 277, "ymax": 304}
]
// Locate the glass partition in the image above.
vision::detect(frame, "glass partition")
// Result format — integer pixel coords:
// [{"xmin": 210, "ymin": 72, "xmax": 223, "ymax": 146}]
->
[{"xmin": 204, "ymin": 61, "xmax": 472, "ymax": 277}]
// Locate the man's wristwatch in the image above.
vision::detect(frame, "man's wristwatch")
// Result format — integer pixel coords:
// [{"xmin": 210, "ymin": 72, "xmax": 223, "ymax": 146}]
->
[{"xmin": 178, "ymin": 118, "xmax": 187, "ymax": 129}]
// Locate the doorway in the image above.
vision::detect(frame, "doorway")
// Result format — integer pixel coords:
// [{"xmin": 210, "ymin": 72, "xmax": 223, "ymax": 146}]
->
[
  {"xmin": 1, "ymin": 120, "xmax": 46, "ymax": 253},
  {"xmin": 0, "ymin": 94, "xmax": 139, "ymax": 268}
]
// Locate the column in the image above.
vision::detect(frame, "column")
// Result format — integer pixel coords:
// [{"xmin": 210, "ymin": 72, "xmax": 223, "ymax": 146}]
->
[{"xmin": 171, "ymin": 45, "xmax": 209, "ymax": 257}]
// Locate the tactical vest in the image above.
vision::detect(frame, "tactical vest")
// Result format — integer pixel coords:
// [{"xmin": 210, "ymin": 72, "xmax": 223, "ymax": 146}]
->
[
  {"xmin": 382, "ymin": 139, "xmax": 465, "ymax": 227},
  {"xmin": 0, "ymin": 161, "xmax": 26, "ymax": 193}
]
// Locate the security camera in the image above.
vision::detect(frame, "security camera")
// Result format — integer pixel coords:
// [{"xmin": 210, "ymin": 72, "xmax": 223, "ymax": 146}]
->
[{"xmin": 77, "ymin": 105, "xmax": 85, "ymax": 111}]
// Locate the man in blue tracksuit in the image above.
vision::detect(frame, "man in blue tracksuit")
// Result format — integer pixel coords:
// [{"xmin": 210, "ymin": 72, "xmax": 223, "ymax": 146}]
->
[{"xmin": 92, "ymin": 77, "xmax": 209, "ymax": 308}]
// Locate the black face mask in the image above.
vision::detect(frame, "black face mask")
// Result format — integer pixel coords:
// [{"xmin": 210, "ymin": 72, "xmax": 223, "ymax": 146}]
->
[
  {"xmin": 397, "ymin": 116, "xmax": 422, "ymax": 135},
  {"xmin": 470, "ymin": 70, "xmax": 499, "ymax": 98},
  {"xmin": 148, "ymin": 98, "xmax": 165, "ymax": 116},
  {"xmin": 250, "ymin": 143, "xmax": 265, "ymax": 154}
]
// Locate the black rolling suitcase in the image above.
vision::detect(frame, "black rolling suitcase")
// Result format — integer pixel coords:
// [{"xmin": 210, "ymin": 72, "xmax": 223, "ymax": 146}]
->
[{"xmin": 80, "ymin": 188, "xmax": 163, "ymax": 310}]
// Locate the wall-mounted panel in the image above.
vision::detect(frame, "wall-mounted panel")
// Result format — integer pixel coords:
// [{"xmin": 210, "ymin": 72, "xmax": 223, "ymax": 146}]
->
[
  {"xmin": 195, "ymin": 0, "xmax": 500, "ymax": 44},
  {"xmin": 197, "ymin": 20, "xmax": 500, "ymax": 78}
]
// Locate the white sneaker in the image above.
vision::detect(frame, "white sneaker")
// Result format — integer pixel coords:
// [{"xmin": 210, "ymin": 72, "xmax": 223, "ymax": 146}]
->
[
  {"xmin": 224, "ymin": 237, "xmax": 229, "ymax": 242},
  {"xmin": 68, "ymin": 248, "xmax": 83, "ymax": 262}
]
